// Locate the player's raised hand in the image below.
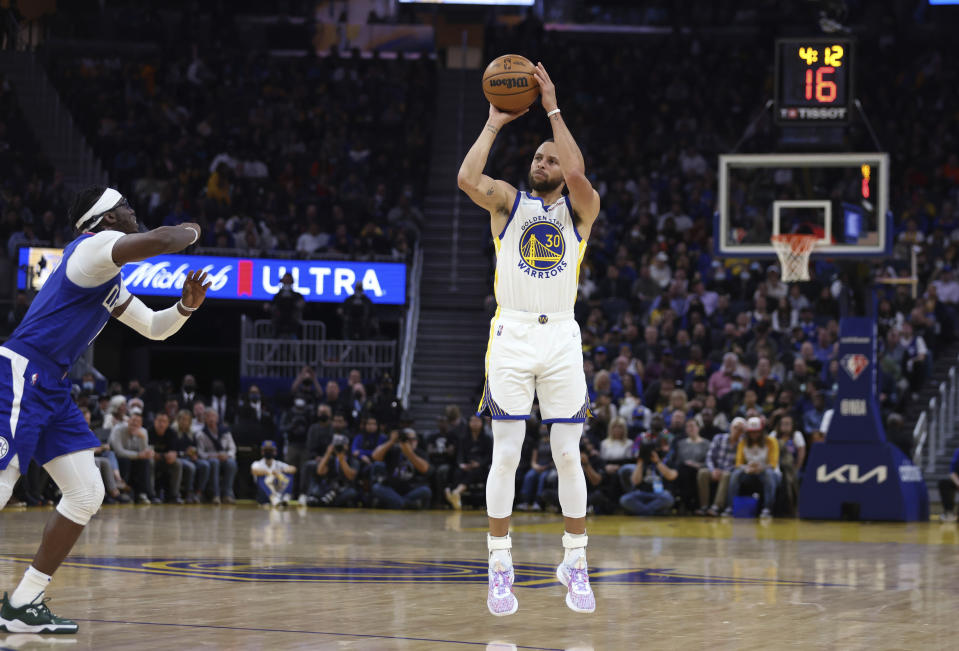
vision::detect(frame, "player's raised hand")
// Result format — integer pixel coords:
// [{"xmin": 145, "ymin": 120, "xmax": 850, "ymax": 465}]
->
[
  {"xmin": 533, "ymin": 62, "xmax": 558, "ymax": 113},
  {"xmin": 181, "ymin": 270, "xmax": 212, "ymax": 311},
  {"xmin": 488, "ymin": 103, "xmax": 529, "ymax": 128}
]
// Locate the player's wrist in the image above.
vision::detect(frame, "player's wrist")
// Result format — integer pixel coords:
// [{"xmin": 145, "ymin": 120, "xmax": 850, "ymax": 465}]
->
[
  {"xmin": 177, "ymin": 300, "xmax": 198, "ymax": 316},
  {"xmin": 546, "ymin": 107, "xmax": 561, "ymax": 118}
]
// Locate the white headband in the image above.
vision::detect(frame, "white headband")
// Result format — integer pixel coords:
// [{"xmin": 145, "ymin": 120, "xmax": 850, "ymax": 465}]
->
[{"xmin": 76, "ymin": 188, "xmax": 123, "ymax": 230}]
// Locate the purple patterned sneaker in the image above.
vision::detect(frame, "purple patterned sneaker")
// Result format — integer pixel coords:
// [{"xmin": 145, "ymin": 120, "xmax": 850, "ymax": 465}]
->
[
  {"xmin": 487, "ymin": 562, "xmax": 518, "ymax": 616},
  {"xmin": 556, "ymin": 558, "xmax": 596, "ymax": 613}
]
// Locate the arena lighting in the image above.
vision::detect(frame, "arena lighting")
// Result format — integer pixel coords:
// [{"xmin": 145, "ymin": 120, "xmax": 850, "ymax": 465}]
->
[{"xmin": 17, "ymin": 248, "xmax": 407, "ymax": 305}]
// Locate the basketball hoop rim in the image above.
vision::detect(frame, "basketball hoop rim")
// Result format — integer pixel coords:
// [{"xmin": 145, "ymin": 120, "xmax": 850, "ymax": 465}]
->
[{"xmin": 771, "ymin": 233, "xmax": 820, "ymax": 254}]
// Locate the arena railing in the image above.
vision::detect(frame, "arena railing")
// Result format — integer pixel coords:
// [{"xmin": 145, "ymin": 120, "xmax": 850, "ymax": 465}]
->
[
  {"xmin": 244, "ymin": 318, "xmax": 326, "ymax": 342},
  {"xmin": 239, "ymin": 333, "xmax": 396, "ymax": 380},
  {"xmin": 396, "ymin": 243, "xmax": 423, "ymax": 409},
  {"xmin": 913, "ymin": 358, "xmax": 959, "ymax": 475}
]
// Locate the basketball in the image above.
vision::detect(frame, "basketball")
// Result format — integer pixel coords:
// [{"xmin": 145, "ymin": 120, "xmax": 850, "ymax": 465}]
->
[{"xmin": 482, "ymin": 54, "xmax": 540, "ymax": 112}]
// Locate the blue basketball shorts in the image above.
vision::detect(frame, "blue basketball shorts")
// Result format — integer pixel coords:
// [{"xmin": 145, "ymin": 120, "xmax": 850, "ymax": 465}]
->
[{"xmin": 0, "ymin": 346, "xmax": 99, "ymax": 471}]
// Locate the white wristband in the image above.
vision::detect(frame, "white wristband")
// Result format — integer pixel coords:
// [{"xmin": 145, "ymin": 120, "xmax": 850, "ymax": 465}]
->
[
  {"xmin": 178, "ymin": 300, "xmax": 198, "ymax": 313},
  {"xmin": 183, "ymin": 226, "xmax": 199, "ymax": 245},
  {"xmin": 547, "ymin": 108, "xmax": 561, "ymax": 118}
]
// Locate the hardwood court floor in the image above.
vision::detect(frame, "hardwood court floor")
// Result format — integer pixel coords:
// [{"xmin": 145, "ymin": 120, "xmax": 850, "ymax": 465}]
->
[{"xmin": 1, "ymin": 504, "xmax": 958, "ymax": 650}]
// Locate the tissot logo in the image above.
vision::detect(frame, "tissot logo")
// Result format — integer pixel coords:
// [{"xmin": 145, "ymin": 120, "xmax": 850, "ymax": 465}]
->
[{"xmin": 816, "ymin": 464, "xmax": 887, "ymax": 484}]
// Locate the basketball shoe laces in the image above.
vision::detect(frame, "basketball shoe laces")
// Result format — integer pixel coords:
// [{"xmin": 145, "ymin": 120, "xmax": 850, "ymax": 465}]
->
[
  {"xmin": 569, "ymin": 566, "xmax": 590, "ymax": 595},
  {"xmin": 491, "ymin": 568, "xmax": 513, "ymax": 597}
]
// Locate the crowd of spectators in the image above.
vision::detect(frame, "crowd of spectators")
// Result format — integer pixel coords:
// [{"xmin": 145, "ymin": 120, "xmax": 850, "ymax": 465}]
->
[{"xmin": 0, "ymin": 47, "xmax": 433, "ymax": 267}]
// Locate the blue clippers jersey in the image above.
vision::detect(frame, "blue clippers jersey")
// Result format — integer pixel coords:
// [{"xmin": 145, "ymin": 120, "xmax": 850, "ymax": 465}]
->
[{"xmin": 7, "ymin": 234, "xmax": 123, "ymax": 374}]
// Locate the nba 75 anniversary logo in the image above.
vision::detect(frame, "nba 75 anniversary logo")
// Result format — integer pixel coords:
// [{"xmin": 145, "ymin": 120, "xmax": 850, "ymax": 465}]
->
[
  {"xmin": 841, "ymin": 354, "xmax": 869, "ymax": 380},
  {"xmin": 517, "ymin": 217, "xmax": 568, "ymax": 278}
]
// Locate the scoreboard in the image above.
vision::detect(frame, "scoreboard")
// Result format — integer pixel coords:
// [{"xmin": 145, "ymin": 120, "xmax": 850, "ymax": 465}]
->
[{"xmin": 775, "ymin": 38, "xmax": 853, "ymax": 125}]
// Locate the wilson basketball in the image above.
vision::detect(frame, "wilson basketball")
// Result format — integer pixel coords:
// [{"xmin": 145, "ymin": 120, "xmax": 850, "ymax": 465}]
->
[{"xmin": 482, "ymin": 54, "xmax": 539, "ymax": 112}]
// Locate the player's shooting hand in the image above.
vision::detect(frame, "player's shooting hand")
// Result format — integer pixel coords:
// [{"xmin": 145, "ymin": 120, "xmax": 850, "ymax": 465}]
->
[
  {"xmin": 533, "ymin": 63, "xmax": 558, "ymax": 113},
  {"xmin": 488, "ymin": 103, "xmax": 528, "ymax": 128},
  {"xmin": 181, "ymin": 270, "xmax": 212, "ymax": 310}
]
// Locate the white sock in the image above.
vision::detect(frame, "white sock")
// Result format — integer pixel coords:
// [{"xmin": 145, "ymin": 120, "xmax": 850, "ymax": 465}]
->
[
  {"xmin": 488, "ymin": 534, "xmax": 512, "ymax": 569},
  {"xmin": 563, "ymin": 532, "xmax": 587, "ymax": 567},
  {"xmin": 10, "ymin": 566, "xmax": 51, "ymax": 608}
]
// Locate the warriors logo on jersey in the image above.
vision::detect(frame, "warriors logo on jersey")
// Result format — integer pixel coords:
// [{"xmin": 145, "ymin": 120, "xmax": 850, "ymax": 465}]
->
[
  {"xmin": 519, "ymin": 219, "xmax": 566, "ymax": 274},
  {"xmin": 493, "ymin": 192, "xmax": 585, "ymax": 315}
]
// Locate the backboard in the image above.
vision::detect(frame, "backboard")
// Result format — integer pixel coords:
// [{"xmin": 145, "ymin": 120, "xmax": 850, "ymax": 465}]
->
[{"xmin": 716, "ymin": 153, "xmax": 890, "ymax": 259}]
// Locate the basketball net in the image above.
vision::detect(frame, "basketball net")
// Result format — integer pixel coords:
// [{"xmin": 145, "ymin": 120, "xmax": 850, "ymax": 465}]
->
[{"xmin": 771, "ymin": 234, "xmax": 818, "ymax": 282}]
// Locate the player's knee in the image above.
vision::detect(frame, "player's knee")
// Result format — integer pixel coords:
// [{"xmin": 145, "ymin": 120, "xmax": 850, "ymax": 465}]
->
[
  {"xmin": 490, "ymin": 450, "xmax": 519, "ymax": 477},
  {"xmin": 57, "ymin": 475, "xmax": 104, "ymax": 526},
  {"xmin": 552, "ymin": 444, "xmax": 580, "ymax": 474}
]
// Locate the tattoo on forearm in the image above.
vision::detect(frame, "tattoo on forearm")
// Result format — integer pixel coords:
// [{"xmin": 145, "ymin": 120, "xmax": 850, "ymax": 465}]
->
[{"xmin": 485, "ymin": 124, "xmax": 499, "ymax": 135}]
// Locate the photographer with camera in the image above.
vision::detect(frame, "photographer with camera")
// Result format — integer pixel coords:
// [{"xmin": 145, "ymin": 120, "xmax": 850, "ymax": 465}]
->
[
  {"xmin": 351, "ymin": 415, "xmax": 386, "ymax": 475},
  {"xmin": 370, "ymin": 427, "xmax": 432, "ymax": 509},
  {"xmin": 251, "ymin": 440, "xmax": 297, "ymax": 507},
  {"xmin": 291, "ymin": 365, "xmax": 323, "ymax": 403},
  {"xmin": 297, "ymin": 404, "xmax": 334, "ymax": 504},
  {"xmin": 618, "ymin": 434, "xmax": 678, "ymax": 516},
  {"xmin": 310, "ymin": 433, "xmax": 359, "ymax": 507},
  {"xmin": 280, "ymin": 387, "xmax": 315, "ymax": 489}
]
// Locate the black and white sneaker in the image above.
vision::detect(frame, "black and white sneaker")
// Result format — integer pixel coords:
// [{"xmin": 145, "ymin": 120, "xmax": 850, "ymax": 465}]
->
[{"xmin": 0, "ymin": 592, "xmax": 78, "ymax": 634}]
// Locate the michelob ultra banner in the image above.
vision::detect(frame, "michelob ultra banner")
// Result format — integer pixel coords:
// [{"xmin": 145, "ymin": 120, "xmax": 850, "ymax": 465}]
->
[
  {"xmin": 799, "ymin": 317, "xmax": 928, "ymax": 521},
  {"xmin": 18, "ymin": 247, "xmax": 407, "ymax": 305}
]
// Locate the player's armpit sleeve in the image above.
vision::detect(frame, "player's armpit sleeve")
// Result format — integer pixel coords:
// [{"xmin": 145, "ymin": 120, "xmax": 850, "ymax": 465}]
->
[{"xmin": 115, "ymin": 294, "xmax": 189, "ymax": 340}]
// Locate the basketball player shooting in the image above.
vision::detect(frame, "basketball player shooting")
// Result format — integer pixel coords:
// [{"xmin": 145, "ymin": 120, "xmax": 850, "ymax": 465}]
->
[
  {"xmin": 0, "ymin": 186, "xmax": 211, "ymax": 633},
  {"xmin": 457, "ymin": 62, "xmax": 600, "ymax": 616}
]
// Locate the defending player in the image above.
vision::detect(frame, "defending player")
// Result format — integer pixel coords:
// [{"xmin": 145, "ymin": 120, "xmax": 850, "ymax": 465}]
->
[
  {"xmin": 456, "ymin": 63, "xmax": 600, "ymax": 616},
  {"xmin": 0, "ymin": 186, "xmax": 211, "ymax": 633}
]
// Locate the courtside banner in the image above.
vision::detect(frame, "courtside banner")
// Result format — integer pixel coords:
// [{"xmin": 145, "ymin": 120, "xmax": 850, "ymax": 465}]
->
[{"xmin": 17, "ymin": 247, "xmax": 407, "ymax": 305}]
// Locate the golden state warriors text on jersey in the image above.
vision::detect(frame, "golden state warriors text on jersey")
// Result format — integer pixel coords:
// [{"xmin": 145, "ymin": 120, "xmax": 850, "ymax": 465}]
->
[
  {"xmin": 517, "ymin": 214, "xmax": 569, "ymax": 278},
  {"xmin": 494, "ymin": 192, "xmax": 586, "ymax": 314}
]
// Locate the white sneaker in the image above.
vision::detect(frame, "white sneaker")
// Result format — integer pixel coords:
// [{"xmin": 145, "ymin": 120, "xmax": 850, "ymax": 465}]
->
[
  {"xmin": 297, "ymin": 493, "xmax": 309, "ymax": 507},
  {"xmin": 940, "ymin": 512, "xmax": 956, "ymax": 523},
  {"xmin": 269, "ymin": 494, "xmax": 280, "ymax": 507},
  {"xmin": 556, "ymin": 557, "xmax": 595, "ymax": 613},
  {"xmin": 487, "ymin": 561, "xmax": 518, "ymax": 616},
  {"xmin": 760, "ymin": 508, "xmax": 772, "ymax": 518}
]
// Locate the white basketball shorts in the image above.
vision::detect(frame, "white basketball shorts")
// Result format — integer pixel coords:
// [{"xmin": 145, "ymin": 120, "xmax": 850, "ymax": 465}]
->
[{"xmin": 476, "ymin": 308, "xmax": 591, "ymax": 423}]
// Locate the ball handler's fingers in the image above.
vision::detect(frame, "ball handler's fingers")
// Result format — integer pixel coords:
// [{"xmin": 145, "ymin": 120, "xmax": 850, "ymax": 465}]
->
[{"xmin": 535, "ymin": 62, "xmax": 553, "ymax": 83}]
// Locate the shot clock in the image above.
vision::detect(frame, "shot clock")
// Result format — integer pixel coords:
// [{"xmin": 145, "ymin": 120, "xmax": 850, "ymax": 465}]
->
[{"xmin": 775, "ymin": 38, "xmax": 853, "ymax": 125}]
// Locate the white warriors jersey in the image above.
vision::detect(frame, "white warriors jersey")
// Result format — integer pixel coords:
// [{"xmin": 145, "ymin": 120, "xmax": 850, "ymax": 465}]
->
[{"xmin": 493, "ymin": 191, "xmax": 586, "ymax": 314}]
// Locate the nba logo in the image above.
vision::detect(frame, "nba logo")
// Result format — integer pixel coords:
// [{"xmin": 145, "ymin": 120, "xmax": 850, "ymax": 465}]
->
[
  {"xmin": 496, "ymin": 325, "xmax": 503, "ymax": 337},
  {"xmin": 841, "ymin": 354, "xmax": 869, "ymax": 380},
  {"xmin": 30, "ymin": 373, "xmax": 38, "ymax": 386}
]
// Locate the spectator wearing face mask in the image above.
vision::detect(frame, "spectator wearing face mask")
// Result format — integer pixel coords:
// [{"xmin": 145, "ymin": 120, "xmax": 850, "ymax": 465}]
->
[
  {"xmin": 234, "ymin": 385, "xmax": 275, "ymax": 447},
  {"xmin": 179, "ymin": 374, "xmax": 204, "ymax": 408},
  {"xmin": 270, "ymin": 272, "xmax": 305, "ymax": 339},
  {"xmin": 252, "ymin": 440, "xmax": 297, "ymax": 507},
  {"xmin": 208, "ymin": 379, "xmax": 236, "ymax": 425}
]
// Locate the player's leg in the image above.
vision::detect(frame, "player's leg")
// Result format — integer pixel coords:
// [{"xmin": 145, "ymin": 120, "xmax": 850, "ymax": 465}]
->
[
  {"xmin": 480, "ymin": 316, "xmax": 535, "ymax": 617},
  {"xmin": 1, "ymin": 449, "xmax": 101, "ymax": 634},
  {"xmin": 485, "ymin": 419, "xmax": 525, "ymax": 616},
  {"xmin": 536, "ymin": 318, "xmax": 595, "ymax": 613}
]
